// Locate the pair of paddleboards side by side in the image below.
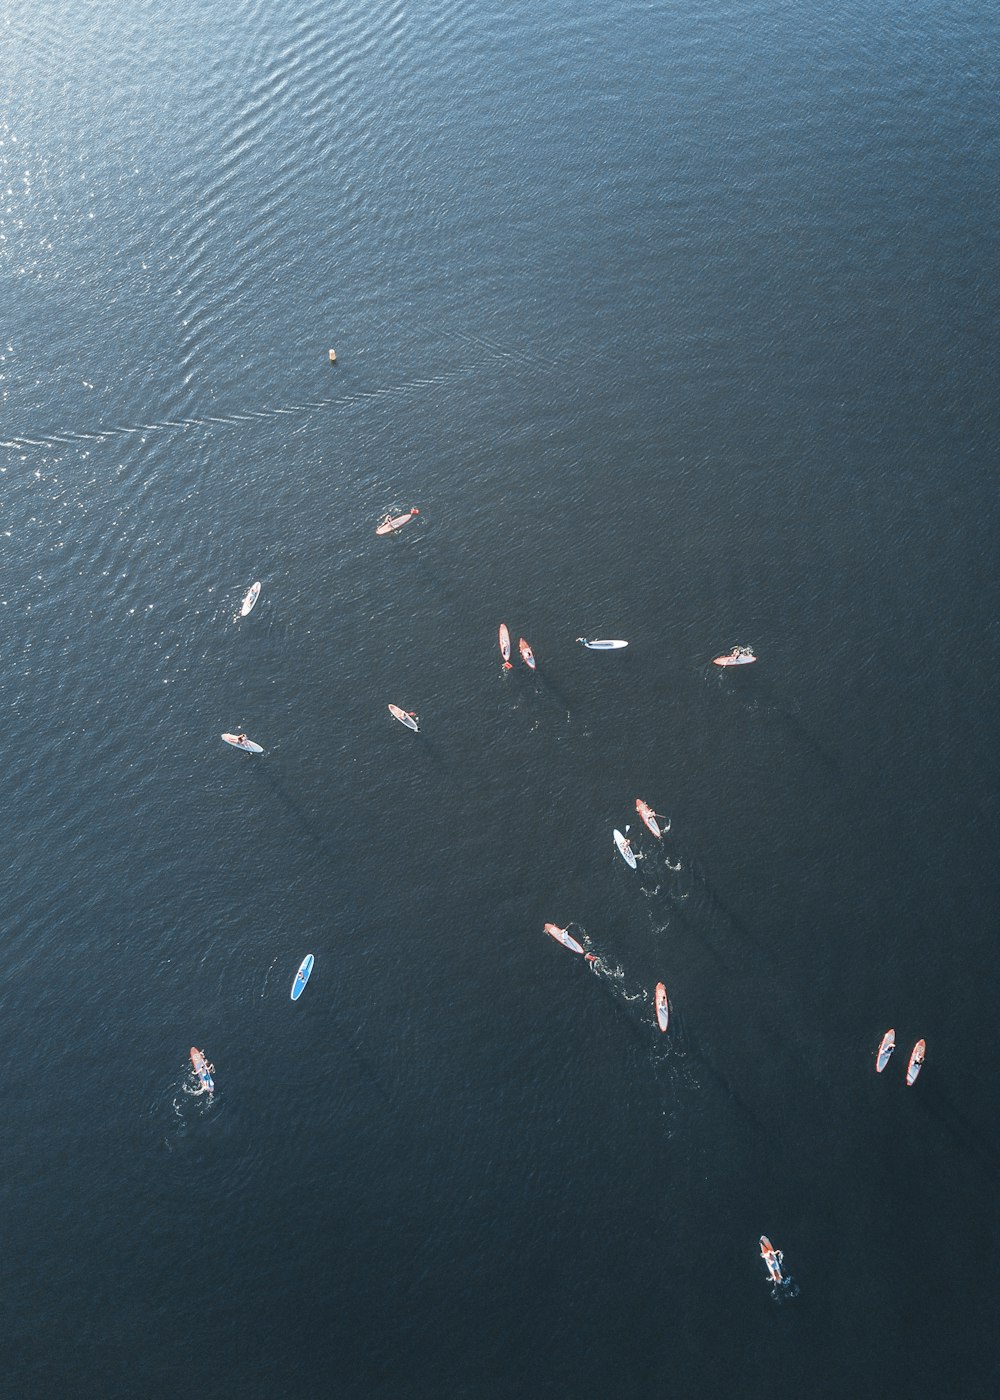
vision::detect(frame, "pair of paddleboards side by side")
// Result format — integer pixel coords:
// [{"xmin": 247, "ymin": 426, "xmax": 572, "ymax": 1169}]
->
[
  {"xmin": 713, "ymin": 646, "xmax": 756, "ymax": 667},
  {"xmin": 613, "ymin": 828, "xmax": 637, "ymax": 869},
  {"xmin": 576, "ymin": 637, "xmax": 628, "ymax": 650},
  {"xmin": 190, "ymin": 1047, "xmax": 214, "ymax": 1092},
  {"xmin": 291, "ymin": 954, "xmax": 314, "ymax": 1001},
  {"xmin": 654, "ymin": 982, "xmax": 669, "ymax": 1032},
  {"xmin": 388, "ymin": 704, "xmax": 419, "ymax": 732},
  {"xmin": 240, "ymin": 581, "xmax": 261, "ymax": 616},
  {"xmin": 375, "ymin": 507, "xmax": 420, "ymax": 536},
  {"xmin": 221, "ymin": 732, "xmax": 264, "ymax": 753},
  {"xmin": 543, "ymin": 923, "xmax": 585, "ymax": 956}
]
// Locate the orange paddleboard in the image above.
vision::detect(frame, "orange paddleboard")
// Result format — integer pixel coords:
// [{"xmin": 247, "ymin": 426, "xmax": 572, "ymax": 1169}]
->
[
  {"xmin": 759, "ymin": 1236, "xmax": 783, "ymax": 1284},
  {"xmin": 543, "ymin": 923, "xmax": 585, "ymax": 955},
  {"xmin": 713, "ymin": 646, "xmax": 756, "ymax": 666},
  {"xmin": 518, "ymin": 637, "xmax": 536, "ymax": 670},
  {"xmin": 875, "ymin": 1029, "xmax": 895, "ymax": 1072},
  {"xmin": 906, "ymin": 1039, "xmax": 925, "ymax": 1085},
  {"xmin": 190, "ymin": 1047, "xmax": 214, "ymax": 1092},
  {"xmin": 654, "ymin": 983, "xmax": 669, "ymax": 1032}
]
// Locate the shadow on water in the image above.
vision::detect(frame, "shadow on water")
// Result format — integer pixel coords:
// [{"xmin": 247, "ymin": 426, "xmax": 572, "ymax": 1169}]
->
[
  {"xmin": 410, "ymin": 730, "xmax": 455, "ymax": 774},
  {"xmin": 672, "ymin": 1014, "xmax": 765, "ymax": 1131},
  {"xmin": 239, "ymin": 777, "xmax": 396, "ymax": 1109},
  {"xmin": 750, "ymin": 670, "xmax": 844, "ymax": 779},
  {"xmin": 664, "ymin": 897, "xmax": 731, "ymax": 973},
  {"xmin": 652, "ymin": 858, "xmax": 753, "ymax": 973},
  {"xmin": 776, "ymin": 706, "xmax": 843, "ymax": 779},
  {"xmin": 684, "ymin": 859, "xmax": 767, "ymax": 954},
  {"xmin": 406, "ymin": 547, "xmax": 468, "ymax": 616},
  {"xmin": 326, "ymin": 1008, "xmax": 394, "ymax": 1109},
  {"xmin": 916, "ymin": 1079, "xmax": 1000, "ymax": 1183},
  {"xmin": 583, "ymin": 953, "xmax": 765, "ymax": 1130},
  {"xmin": 534, "ymin": 666, "xmax": 575, "ymax": 714},
  {"xmin": 258, "ymin": 764, "xmax": 340, "ymax": 864}
]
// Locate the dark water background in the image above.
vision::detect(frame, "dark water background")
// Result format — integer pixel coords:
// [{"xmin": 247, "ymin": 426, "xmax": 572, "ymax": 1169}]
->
[{"xmin": 1, "ymin": 1, "xmax": 997, "ymax": 1396}]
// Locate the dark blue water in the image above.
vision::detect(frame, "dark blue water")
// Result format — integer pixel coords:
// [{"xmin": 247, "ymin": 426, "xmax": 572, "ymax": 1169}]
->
[{"xmin": 2, "ymin": 1, "xmax": 998, "ymax": 1395}]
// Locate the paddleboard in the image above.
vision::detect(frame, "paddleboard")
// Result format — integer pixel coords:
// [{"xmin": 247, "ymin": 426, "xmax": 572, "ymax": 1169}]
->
[
  {"xmin": 576, "ymin": 638, "xmax": 628, "ymax": 650},
  {"xmin": 376, "ymin": 507, "xmax": 420, "ymax": 536},
  {"xmin": 875, "ymin": 1029, "xmax": 895, "ymax": 1073},
  {"xmin": 636, "ymin": 799, "xmax": 662, "ymax": 839},
  {"xmin": 654, "ymin": 982, "xmax": 669, "ymax": 1032},
  {"xmin": 759, "ymin": 1236, "xmax": 784, "ymax": 1285},
  {"xmin": 291, "ymin": 953, "xmax": 314, "ymax": 1001},
  {"xmin": 240, "ymin": 581, "xmax": 261, "ymax": 616},
  {"xmin": 713, "ymin": 646, "xmax": 756, "ymax": 667},
  {"xmin": 498, "ymin": 623, "xmax": 512, "ymax": 669},
  {"xmin": 518, "ymin": 637, "xmax": 536, "ymax": 670},
  {"xmin": 388, "ymin": 703, "xmax": 419, "ymax": 732},
  {"xmin": 613, "ymin": 828, "xmax": 637, "ymax": 869},
  {"xmin": 189, "ymin": 1047, "xmax": 214, "ymax": 1093},
  {"xmin": 221, "ymin": 732, "xmax": 264, "ymax": 753},
  {"xmin": 906, "ymin": 1039, "xmax": 925, "ymax": 1085},
  {"xmin": 543, "ymin": 923, "xmax": 585, "ymax": 956}
]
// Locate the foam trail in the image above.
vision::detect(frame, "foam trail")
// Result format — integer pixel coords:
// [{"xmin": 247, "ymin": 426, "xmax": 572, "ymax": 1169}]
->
[{"xmin": 0, "ymin": 366, "xmax": 472, "ymax": 452}]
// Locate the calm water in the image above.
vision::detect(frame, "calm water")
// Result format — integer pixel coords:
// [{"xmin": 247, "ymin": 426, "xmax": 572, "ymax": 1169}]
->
[{"xmin": 1, "ymin": 1, "xmax": 998, "ymax": 1395}]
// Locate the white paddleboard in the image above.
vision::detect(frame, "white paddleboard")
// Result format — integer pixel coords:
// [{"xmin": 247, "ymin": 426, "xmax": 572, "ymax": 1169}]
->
[
  {"xmin": 240, "ymin": 581, "xmax": 261, "ymax": 616},
  {"xmin": 221, "ymin": 732, "xmax": 264, "ymax": 753},
  {"xmin": 613, "ymin": 829, "xmax": 637, "ymax": 869},
  {"xmin": 388, "ymin": 704, "xmax": 419, "ymax": 732},
  {"xmin": 376, "ymin": 507, "xmax": 420, "ymax": 536},
  {"xmin": 576, "ymin": 637, "xmax": 628, "ymax": 650}
]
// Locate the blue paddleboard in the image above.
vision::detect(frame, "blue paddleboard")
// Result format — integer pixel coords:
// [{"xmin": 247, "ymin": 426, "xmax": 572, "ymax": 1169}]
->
[{"xmin": 291, "ymin": 953, "xmax": 314, "ymax": 1001}]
